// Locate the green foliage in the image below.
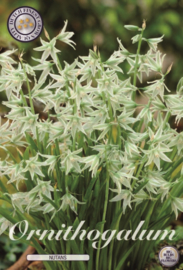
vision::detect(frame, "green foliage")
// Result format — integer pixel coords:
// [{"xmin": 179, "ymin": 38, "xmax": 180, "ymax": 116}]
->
[{"xmin": 0, "ymin": 234, "xmax": 26, "ymax": 269}]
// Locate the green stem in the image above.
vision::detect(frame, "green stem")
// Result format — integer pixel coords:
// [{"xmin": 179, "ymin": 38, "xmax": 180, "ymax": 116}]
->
[
  {"xmin": 66, "ymin": 208, "xmax": 71, "ymax": 269},
  {"xmin": 132, "ymin": 30, "xmax": 144, "ymax": 101},
  {"xmin": 65, "ymin": 174, "xmax": 69, "ymax": 194},
  {"xmin": 132, "ymin": 156, "xmax": 147, "ymax": 189},
  {"xmin": 20, "ymin": 89, "xmax": 28, "ymax": 107},
  {"xmin": 21, "ymin": 60, "xmax": 35, "ymax": 114},
  {"xmin": 136, "ymin": 118, "xmax": 143, "ymax": 132},
  {"xmin": 96, "ymin": 150, "xmax": 110, "ymax": 270},
  {"xmin": 72, "ymin": 100, "xmax": 77, "ymax": 151},
  {"xmin": 54, "ymin": 139, "xmax": 62, "ymax": 190},
  {"xmin": 162, "ymin": 111, "xmax": 171, "ymax": 129},
  {"xmin": 108, "ymin": 93, "xmax": 113, "ymax": 122},
  {"xmin": 56, "ymin": 54, "xmax": 62, "ymax": 71},
  {"xmin": 6, "ymin": 149, "xmax": 17, "ymax": 163},
  {"xmin": 108, "ymin": 202, "xmax": 121, "ymax": 270},
  {"xmin": 20, "ymin": 60, "xmax": 42, "ymax": 151}
]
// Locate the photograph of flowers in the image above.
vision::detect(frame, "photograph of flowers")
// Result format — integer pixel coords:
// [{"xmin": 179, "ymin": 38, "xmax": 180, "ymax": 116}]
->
[{"xmin": 1, "ymin": 1, "xmax": 183, "ymax": 269}]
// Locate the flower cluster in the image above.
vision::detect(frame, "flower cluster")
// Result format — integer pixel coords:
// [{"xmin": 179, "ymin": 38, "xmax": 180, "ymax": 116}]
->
[{"xmin": 0, "ymin": 21, "xmax": 183, "ymax": 270}]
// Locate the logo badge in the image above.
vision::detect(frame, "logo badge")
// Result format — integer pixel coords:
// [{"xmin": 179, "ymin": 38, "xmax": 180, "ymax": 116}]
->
[
  {"xmin": 7, "ymin": 6, "xmax": 43, "ymax": 42},
  {"xmin": 159, "ymin": 246, "xmax": 179, "ymax": 267}
]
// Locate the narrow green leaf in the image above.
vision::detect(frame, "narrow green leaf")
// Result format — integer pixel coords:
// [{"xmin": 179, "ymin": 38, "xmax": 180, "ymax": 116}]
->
[
  {"xmin": 115, "ymin": 244, "xmax": 135, "ymax": 270},
  {"xmin": 25, "ymin": 132, "xmax": 38, "ymax": 152}
]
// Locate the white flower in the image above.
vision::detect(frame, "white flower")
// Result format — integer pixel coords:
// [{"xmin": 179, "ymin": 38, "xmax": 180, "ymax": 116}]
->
[
  {"xmin": 56, "ymin": 21, "xmax": 76, "ymax": 49},
  {"xmin": 110, "ymin": 189, "xmax": 133, "ymax": 213},
  {"xmin": 28, "ymin": 179, "xmax": 54, "ymax": 200},
  {"xmin": 117, "ymin": 110, "xmax": 137, "ymax": 131},
  {"xmin": 58, "ymin": 193, "xmax": 85, "ymax": 214},
  {"xmin": 0, "ymin": 63, "xmax": 25, "ymax": 99},
  {"xmin": 171, "ymin": 197, "xmax": 183, "ymax": 219},
  {"xmin": 61, "ymin": 149, "xmax": 83, "ymax": 175},
  {"xmin": 142, "ymin": 143, "xmax": 172, "ymax": 170},
  {"xmin": 39, "ymin": 154, "xmax": 59, "ymax": 174},
  {"xmin": 144, "ymin": 36, "xmax": 164, "ymax": 51},
  {"xmin": 23, "ymin": 155, "xmax": 45, "ymax": 180},
  {"xmin": 145, "ymin": 79, "xmax": 170, "ymax": 101},
  {"xmin": 81, "ymin": 155, "xmax": 100, "ymax": 177},
  {"xmin": 34, "ymin": 38, "xmax": 60, "ymax": 63},
  {"xmin": 144, "ymin": 51, "xmax": 166, "ymax": 73},
  {"xmin": 79, "ymin": 50, "xmax": 101, "ymax": 78},
  {"xmin": 33, "ymin": 58, "xmax": 54, "ymax": 83},
  {"xmin": 0, "ymin": 49, "xmax": 17, "ymax": 66},
  {"xmin": 0, "ymin": 217, "xmax": 13, "ymax": 234}
]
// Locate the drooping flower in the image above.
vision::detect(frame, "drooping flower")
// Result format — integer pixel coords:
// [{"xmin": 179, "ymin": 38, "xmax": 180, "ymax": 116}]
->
[{"xmin": 58, "ymin": 193, "xmax": 85, "ymax": 214}]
